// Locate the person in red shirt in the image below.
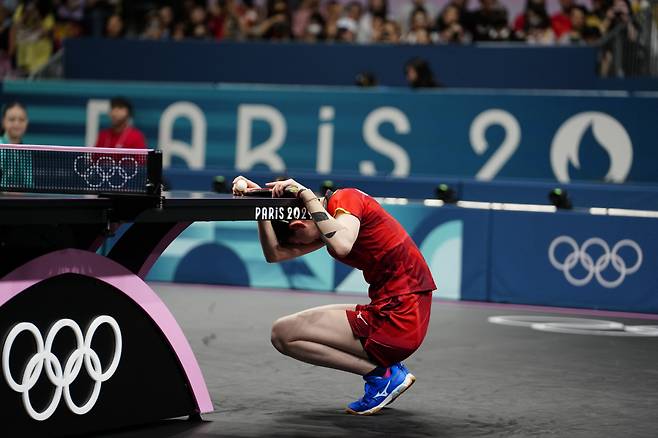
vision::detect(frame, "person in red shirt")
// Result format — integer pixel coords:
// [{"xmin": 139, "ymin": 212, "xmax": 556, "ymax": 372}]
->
[
  {"xmin": 95, "ymin": 96, "xmax": 147, "ymax": 149},
  {"xmin": 233, "ymin": 176, "xmax": 436, "ymax": 416},
  {"xmin": 551, "ymin": 0, "xmax": 574, "ymax": 39}
]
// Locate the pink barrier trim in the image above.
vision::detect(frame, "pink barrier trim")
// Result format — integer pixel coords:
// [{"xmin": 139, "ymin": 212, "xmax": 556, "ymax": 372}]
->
[
  {"xmin": 0, "ymin": 249, "xmax": 213, "ymax": 413},
  {"xmin": 0, "ymin": 143, "xmax": 152, "ymax": 155}
]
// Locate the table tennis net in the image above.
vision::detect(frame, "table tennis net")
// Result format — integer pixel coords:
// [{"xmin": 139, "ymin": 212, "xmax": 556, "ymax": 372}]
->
[{"xmin": 0, "ymin": 144, "xmax": 162, "ymax": 195}]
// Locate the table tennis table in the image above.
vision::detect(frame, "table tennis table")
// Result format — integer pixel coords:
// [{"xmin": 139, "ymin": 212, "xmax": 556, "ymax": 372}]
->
[{"xmin": 0, "ymin": 145, "xmax": 309, "ymax": 437}]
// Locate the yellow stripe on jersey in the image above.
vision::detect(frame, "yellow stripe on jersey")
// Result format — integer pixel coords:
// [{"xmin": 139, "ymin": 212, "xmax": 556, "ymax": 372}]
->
[{"xmin": 333, "ymin": 207, "xmax": 351, "ymax": 218}]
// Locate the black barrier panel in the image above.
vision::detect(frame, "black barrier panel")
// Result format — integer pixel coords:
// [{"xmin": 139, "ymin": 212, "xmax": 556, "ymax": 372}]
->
[
  {"xmin": 0, "ymin": 273, "xmax": 197, "ymax": 437},
  {"xmin": 0, "ymin": 224, "xmax": 106, "ymax": 278}
]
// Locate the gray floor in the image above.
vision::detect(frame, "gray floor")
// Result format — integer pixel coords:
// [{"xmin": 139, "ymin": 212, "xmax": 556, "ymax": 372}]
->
[{"xmin": 99, "ymin": 284, "xmax": 658, "ymax": 438}]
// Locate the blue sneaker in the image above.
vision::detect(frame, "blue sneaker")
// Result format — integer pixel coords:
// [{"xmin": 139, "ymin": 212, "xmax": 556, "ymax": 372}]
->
[
  {"xmin": 346, "ymin": 363, "xmax": 416, "ymax": 415},
  {"xmin": 384, "ymin": 363, "xmax": 413, "ymax": 407}
]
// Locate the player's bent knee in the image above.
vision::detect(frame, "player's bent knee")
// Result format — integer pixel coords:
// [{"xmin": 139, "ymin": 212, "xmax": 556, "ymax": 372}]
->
[{"xmin": 270, "ymin": 316, "xmax": 291, "ymax": 354}]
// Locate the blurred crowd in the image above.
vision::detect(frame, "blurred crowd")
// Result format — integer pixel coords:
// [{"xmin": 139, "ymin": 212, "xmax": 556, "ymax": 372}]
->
[{"xmin": 0, "ymin": 0, "xmax": 651, "ymax": 77}]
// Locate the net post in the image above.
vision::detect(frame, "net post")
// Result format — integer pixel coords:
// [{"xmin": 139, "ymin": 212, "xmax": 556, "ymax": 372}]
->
[{"xmin": 146, "ymin": 150, "xmax": 163, "ymax": 196}]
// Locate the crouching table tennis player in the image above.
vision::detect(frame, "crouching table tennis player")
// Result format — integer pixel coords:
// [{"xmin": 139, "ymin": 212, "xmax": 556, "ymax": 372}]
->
[{"xmin": 233, "ymin": 176, "xmax": 436, "ymax": 415}]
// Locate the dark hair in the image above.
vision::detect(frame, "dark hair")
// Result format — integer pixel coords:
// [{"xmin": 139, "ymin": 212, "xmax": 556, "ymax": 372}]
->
[
  {"xmin": 271, "ymin": 220, "xmax": 294, "ymax": 243},
  {"xmin": 110, "ymin": 96, "xmax": 133, "ymax": 116},
  {"xmin": 2, "ymin": 102, "xmax": 27, "ymax": 118},
  {"xmin": 368, "ymin": 0, "xmax": 388, "ymax": 17},
  {"xmin": 355, "ymin": 71, "xmax": 377, "ymax": 87},
  {"xmin": 1, "ymin": 101, "xmax": 27, "ymax": 137},
  {"xmin": 524, "ymin": 0, "xmax": 551, "ymax": 31},
  {"xmin": 405, "ymin": 57, "xmax": 439, "ymax": 88},
  {"xmin": 570, "ymin": 5, "xmax": 588, "ymax": 15}
]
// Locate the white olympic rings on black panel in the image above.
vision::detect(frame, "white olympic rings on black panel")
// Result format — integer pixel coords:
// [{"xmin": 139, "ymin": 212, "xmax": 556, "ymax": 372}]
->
[
  {"xmin": 74, "ymin": 155, "xmax": 139, "ymax": 189},
  {"xmin": 488, "ymin": 315, "xmax": 658, "ymax": 337},
  {"xmin": 2, "ymin": 315, "xmax": 122, "ymax": 421},
  {"xmin": 548, "ymin": 236, "xmax": 643, "ymax": 288}
]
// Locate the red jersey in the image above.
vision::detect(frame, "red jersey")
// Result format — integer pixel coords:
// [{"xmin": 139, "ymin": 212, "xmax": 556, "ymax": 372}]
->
[
  {"xmin": 95, "ymin": 126, "xmax": 147, "ymax": 149},
  {"xmin": 326, "ymin": 188, "xmax": 436, "ymax": 302},
  {"xmin": 551, "ymin": 12, "xmax": 571, "ymax": 38}
]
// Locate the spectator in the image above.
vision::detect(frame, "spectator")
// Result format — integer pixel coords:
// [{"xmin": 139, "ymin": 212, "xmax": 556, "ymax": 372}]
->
[
  {"xmin": 53, "ymin": 0, "xmax": 84, "ymax": 47},
  {"xmin": 104, "ymin": 13, "xmax": 122, "ymax": 38},
  {"xmin": 369, "ymin": 14, "xmax": 386, "ymax": 42},
  {"xmin": 513, "ymin": 0, "xmax": 543, "ymax": 34},
  {"xmin": 471, "ymin": 0, "xmax": 510, "ymax": 41},
  {"xmin": 1, "ymin": 4, "xmax": 14, "ymax": 77},
  {"xmin": 357, "ymin": 0, "xmax": 387, "ymax": 43},
  {"xmin": 254, "ymin": 0, "xmax": 291, "ymax": 40},
  {"xmin": 336, "ymin": 16, "xmax": 357, "ymax": 42},
  {"xmin": 1, "ymin": 1, "xmax": 19, "ymax": 13},
  {"xmin": 559, "ymin": 5, "xmax": 588, "ymax": 44},
  {"xmin": 95, "ymin": 96, "xmax": 147, "ymax": 149},
  {"xmin": 159, "ymin": 5, "xmax": 174, "ymax": 38},
  {"xmin": 551, "ymin": 0, "xmax": 574, "ymax": 39},
  {"xmin": 436, "ymin": 3, "xmax": 470, "ymax": 43},
  {"xmin": 186, "ymin": 5, "xmax": 209, "ymax": 39},
  {"xmin": 599, "ymin": 0, "xmax": 642, "ymax": 76},
  {"xmin": 171, "ymin": 20, "xmax": 186, "ymax": 41},
  {"xmin": 207, "ymin": 0, "xmax": 244, "ymax": 40},
  {"xmin": 398, "ymin": 0, "xmax": 437, "ymax": 34},
  {"xmin": 514, "ymin": 0, "xmax": 554, "ymax": 44},
  {"xmin": 404, "ymin": 8, "xmax": 433, "ymax": 44},
  {"xmin": 0, "ymin": 0, "xmax": 619, "ymax": 71},
  {"xmin": 381, "ymin": 18, "xmax": 400, "ymax": 43},
  {"xmin": 405, "ymin": 57, "xmax": 439, "ymax": 88},
  {"xmin": 292, "ymin": 0, "xmax": 320, "ymax": 39},
  {"xmin": 585, "ymin": 0, "xmax": 610, "ymax": 31},
  {"xmin": 0, "ymin": 101, "xmax": 32, "ymax": 188},
  {"xmin": 84, "ymin": 0, "xmax": 117, "ymax": 38},
  {"xmin": 332, "ymin": 0, "xmax": 361, "ymax": 42},
  {"xmin": 449, "ymin": 0, "xmax": 474, "ymax": 33},
  {"xmin": 323, "ymin": 0, "xmax": 342, "ymax": 41},
  {"xmin": 600, "ymin": 0, "xmax": 638, "ymax": 36},
  {"xmin": 345, "ymin": 1, "xmax": 362, "ymax": 28},
  {"xmin": 142, "ymin": 9, "xmax": 165, "ymax": 40},
  {"xmin": 1, "ymin": 101, "xmax": 28, "ymax": 144},
  {"xmin": 355, "ymin": 71, "xmax": 377, "ymax": 86},
  {"xmin": 10, "ymin": 0, "xmax": 56, "ymax": 76},
  {"xmin": 239, "ymin": 0, "xmax": 261, "ymax": 38},
  {"xmin": 299, "ymin": 10, "xmax": 325, "ymax": 41}
]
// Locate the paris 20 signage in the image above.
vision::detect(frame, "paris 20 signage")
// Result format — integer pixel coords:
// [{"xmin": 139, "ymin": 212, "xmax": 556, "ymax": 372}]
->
[{"xmin": 3, "ymin": 80, "xmax": 657, "ymax": 183}]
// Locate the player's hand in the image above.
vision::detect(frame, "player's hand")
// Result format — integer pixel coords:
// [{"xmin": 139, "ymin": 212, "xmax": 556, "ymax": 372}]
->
[
  {"xmin": 265, "ymin": 178, "xmax": 307, "ymax": 198},
  {"xmin": 232, "ymin": 176, "xmax": 260, "ymax": 195}
]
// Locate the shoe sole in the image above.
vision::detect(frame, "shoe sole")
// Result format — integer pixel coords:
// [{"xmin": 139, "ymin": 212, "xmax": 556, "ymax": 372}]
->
[
  {"xmin": 345, "ymin": 373, "xmax": 416, "ymax": 416},
  {"xmin": 384, "ymin": 373, "xmax": 415, "ymax": 407}
]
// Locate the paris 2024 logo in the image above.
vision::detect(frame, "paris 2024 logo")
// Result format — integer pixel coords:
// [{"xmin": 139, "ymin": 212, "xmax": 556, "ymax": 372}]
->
[{"xmin": 550, "ymin": 112, "xmax": 633, "ymax": 183}]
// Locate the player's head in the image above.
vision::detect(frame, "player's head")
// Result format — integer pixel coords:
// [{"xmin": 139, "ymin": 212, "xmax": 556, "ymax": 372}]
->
[
  {"xmin": 272, "ymin": 219, "xmax": 321, "ymax": 245},
  {"xmin": 109, "ymin": 96, "xmax": 133, "ymax": 128},
  {"xmin": 1, "ymin": 102, "xmax": 28, "ymax": 143}
]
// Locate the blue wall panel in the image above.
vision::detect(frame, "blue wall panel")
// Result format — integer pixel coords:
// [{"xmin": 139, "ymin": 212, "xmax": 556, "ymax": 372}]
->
[
  {"xmin": 142, "ymin": 200, "xmax": 658, "ymax": 313},
  {"xmin": 489, "ymin": 210, "xmax": 658, "ymax": 313},
  {"xmin": 63, "ymin": 38, "xmax": 604, "ymax": 89}
]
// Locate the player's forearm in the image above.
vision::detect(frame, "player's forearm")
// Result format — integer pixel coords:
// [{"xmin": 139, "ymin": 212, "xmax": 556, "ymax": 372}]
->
[
  {"xmin": 257, "ymin": 220, "xmax": 322, "ymax": 262},
  {"xmin": 257, "ymin": 221, "xmax": 284, "ymax": 262},
  {"xmin": 299, "ymin": 190, "xmax": 353, "ymax": 257}
]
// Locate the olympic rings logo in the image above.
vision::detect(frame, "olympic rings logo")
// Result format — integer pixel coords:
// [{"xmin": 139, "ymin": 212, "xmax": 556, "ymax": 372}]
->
[
  {"xmin": 74, "ymin": 155, "xmax": 139, "ymax": 189},
  {"xmin": 548, "ymin": 236, "xmax": 642, "ymax": 288},
  {"xmin": 2, "ymin": 316, "xmax": 122, "ymax": 421}
]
